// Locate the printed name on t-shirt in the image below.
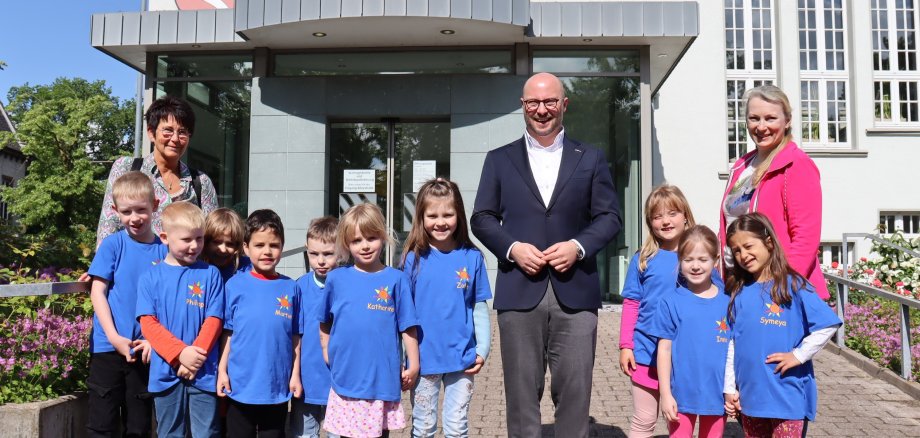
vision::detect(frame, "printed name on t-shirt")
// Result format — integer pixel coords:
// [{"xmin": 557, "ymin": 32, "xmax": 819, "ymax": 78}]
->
[
  {"xmin": 715, "ymin": 316, "xmax": 729, "ymax": 343},
  {"xmin": 275, "ymin": 294, "xmax": 293, "ymax": 319},
  {"xmin": 760, "ymin": 301, "xmax": 787, "ymax": 327},
  {"xmin": 456, "ymin": 267, "xmax": 470, "ymax": 289},
  {"xmin": 368, "ymin": 286, "xmax": 395, "ymax": 313},
  {"xmin": 186, "ymin": 281, "xmax": 205, "ymax": 308}
]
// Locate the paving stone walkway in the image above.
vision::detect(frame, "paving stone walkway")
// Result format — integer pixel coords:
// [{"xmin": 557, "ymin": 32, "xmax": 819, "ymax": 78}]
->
[{"xmin": 388, "ymin": 307, "xmax": 920, "ymax": 437}]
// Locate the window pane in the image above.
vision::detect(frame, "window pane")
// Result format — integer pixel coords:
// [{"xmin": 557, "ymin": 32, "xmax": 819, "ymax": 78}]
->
[
  {"xmin": 155, "ymin": 55, "xmax": 253, "ymax": 79},
  {"xmin": 533, "ymin": 50, "xmax": 639, "ymax": 73},
  {"xmin": 275, "ymin": 50, "xmax": 513, "ymax": 76},
  {"xmin": 155, "ymin": 80, "xmax": 251, "ymax": 212}
]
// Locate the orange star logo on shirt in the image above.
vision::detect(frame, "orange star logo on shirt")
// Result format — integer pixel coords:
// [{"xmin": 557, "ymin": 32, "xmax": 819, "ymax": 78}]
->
[
  {"xmin": 375, "ymin": 286, "xmax": 390, "ymax": 303},
  {"xmin": 277, "ymin": 295, "xmax": 291, "ymax": 309},
  {"xmin": 456, "ymin": 267, "xmax": 470, "ymax": 281},
  {"xmin": 716, "ymin": 317, "xmax": 728, "ymax": 334},
  {"xmin": 188, "ymin": 282, "xmax": 204, "ymax": 297},
  {"xmin": 765, "ymin": 302, "xmax": 784, "ymax": 318}
]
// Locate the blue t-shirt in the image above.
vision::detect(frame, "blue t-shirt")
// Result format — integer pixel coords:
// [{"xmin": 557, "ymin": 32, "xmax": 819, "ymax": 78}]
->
[
  {"xmin": 224, "ymin": 271, "xmax": 302, "ymax": 405},
  {"xmin": 296, "ymin": 271, "xmax": 332, "ymax": 405},
  {"xmin": 730, "ymin": 278, "xmax": 841, "ymax": 421},
  {"xmin": 647, "ymin": 284, "xmax": 731, "ymax": 416},
  {"xmin": 88, "ymin": 230, "xmax": 167, "ymax": 353},
  {"xmin": 135, "ymin": 261, "xmax": 224, "ymax": 393},
  {"xmin": 621, "ymin": 250, "xmax": 678, "ymax": 366},
  {"xmin": 404, "ymin": 247, "xmax": 493, "ymax": 375},
  {"xmin": 316, "ymin": 266, "xmax": 419, "ymax": 402}
]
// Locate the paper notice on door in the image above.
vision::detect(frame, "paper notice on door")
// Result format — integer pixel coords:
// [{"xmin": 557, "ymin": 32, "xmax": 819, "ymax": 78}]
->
[
  {"xmin": 412, "ymin": 160, "xmax": 437, "ymax": 192},
  {"xmin": 343, "ymin": 169, "xmax": 376, "ymax": 192}
]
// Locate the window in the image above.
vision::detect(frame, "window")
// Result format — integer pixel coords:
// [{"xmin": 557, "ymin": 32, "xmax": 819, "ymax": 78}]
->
[
  {"xmin": 879, "ymin": 211, "xmax": 920, "ymax": 234},
  {"xmin": 0, "ymin": 176, "xmax": 12, "ymax": 221},
  {"xmin": 819, "ymin": 242, "xmax": 855, "ymax": 266},
  {"xmin": 533, "ymin": 50, "xmax": 641, "ymax": 297},
  {"xmin": 872, "ymin": 0, "xmax": 920, "ymax": 125},
  {"xmin": 798, "ymin": 0, "xmax": 850, "ymax": 147},
  {"xmin": 725, "ymin": 0, "xmax": 777, "ymax": 161},
  {"xmin": 153, "ymin": 54, "xmax": 253, "ymax": 214}
]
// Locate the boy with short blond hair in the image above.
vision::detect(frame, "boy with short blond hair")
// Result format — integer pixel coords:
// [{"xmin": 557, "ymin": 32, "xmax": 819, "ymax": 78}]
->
[
  {"xmin": 87, "ymin": 171, "xmax": 166, "ymax": 437},
  {"xmin": 136, "ymin": 201, "xmax": 225, "ymax": 437},
  {"xmin": 290, "ymin": 216, "xmax": 339, "ymax": 438}
]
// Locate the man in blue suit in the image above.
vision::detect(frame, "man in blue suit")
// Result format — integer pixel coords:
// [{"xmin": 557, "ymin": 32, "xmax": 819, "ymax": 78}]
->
[{"xmin": 472, "ymin": 72, "xmax": 621, "ymax": 437}]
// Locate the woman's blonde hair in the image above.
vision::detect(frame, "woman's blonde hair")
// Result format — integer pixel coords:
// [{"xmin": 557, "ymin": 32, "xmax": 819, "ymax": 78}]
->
[
  {"xmin": 638, "ymin": 184, "xmax": 696, "ymax": 272},
  {"xmin": 743, "ymin": 85, "xmax": 794, "ymax": 184},
  {"xmin": 202, "ymin": 208, "xmax": 245, "ymax": 265},
  {"xmin": 336, "ymin": 203, "xmax": 393, "ymax": 263}
]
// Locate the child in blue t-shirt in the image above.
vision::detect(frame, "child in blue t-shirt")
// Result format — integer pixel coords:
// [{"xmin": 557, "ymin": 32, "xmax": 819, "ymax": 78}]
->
[
  {"xmin": 723, "ymin": 213, "xmax": 841, "ymax": 437},
  {"xmin": 290, "ymin": 216, "xmax": 339, "ymax": 438},
  {"xmin": 648, "ymin": 226, "xmax": 729, "ymax": 438},
  {"xmin": 618, "ymin": 185, "xmax": 697, "ymax": 437},
  {"xmin": 218, "ymin": 209, "xmax": 302, "ymax": 438},
  {"xmin": 202, "ymin": 208, "xmax": 251, "ymax": 282},
  {"xmin": 399, "ymin": 178, "xmax": 492, "ymax": 437},
  {"xmin": 86, "ymin": 171, "xmax": 166, "ymax": 437},
  {"xmin": 136, "ymin": 201, "xmax": 225, "ymax": 438},
  {"xmin": 316, "ymin": 203, "xmax": 420, "ymax": 438}
]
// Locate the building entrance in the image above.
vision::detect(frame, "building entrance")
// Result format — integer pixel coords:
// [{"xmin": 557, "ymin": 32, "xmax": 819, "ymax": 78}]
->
[{"xmin": 327, "ymin": 120, "xmax": 450, "ymax": 265}]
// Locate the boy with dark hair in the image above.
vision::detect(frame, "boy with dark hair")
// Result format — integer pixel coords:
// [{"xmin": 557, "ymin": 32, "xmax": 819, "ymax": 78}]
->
[
  {"xmin": 218, "ymin": 209, "xmax": 303, "ymax": 438},
  {"xmin": 291, "ymin": 216, "xmax": 339, "ymax": 438},
  {"xmin": 136, "ymin": 201, "xmax": 225, "ymax": 437},
  {"xmin": 87, "ymin": 171, "xmax": 166, "ymax": 438}
]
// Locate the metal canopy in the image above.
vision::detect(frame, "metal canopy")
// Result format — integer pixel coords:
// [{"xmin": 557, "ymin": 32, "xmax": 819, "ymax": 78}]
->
[{"xmin": 90, "ymin": 1, "xmax": 698, "ymax": 93}]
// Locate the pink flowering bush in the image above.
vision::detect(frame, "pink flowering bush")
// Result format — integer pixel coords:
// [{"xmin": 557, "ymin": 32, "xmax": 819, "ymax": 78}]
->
[
  {"xmin": 0, "ymin": 243, "xmax": 92, "ymax": 404},
  {"xmin": 0, "ymin": 308, "xmax": 91, "ymax": 403},
  {"xmin": 843, "ymin": 299, "xmax": 920, "ymax": 382}
]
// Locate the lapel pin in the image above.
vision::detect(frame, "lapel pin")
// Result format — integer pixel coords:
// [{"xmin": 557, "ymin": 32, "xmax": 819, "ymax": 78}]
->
[{"xmin": 575, "ymin": 148, "xmax": 582, "ymax": 153}]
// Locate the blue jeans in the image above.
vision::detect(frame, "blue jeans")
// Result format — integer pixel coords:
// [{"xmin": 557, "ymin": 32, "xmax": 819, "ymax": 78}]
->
[
  {"xmin": 411, "ymin": 371, "xmax": 474, "ymax": 438},
  {"xmin": 289, "ymin": 402, "xmax": 326, "ymax": 438},
  {"xmin": 153, "ymin": 381, "xmax": 220, "ymax": 438}
]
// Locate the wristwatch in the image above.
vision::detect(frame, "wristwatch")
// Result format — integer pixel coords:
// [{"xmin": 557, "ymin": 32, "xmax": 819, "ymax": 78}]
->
[{"xmin": 572, "ymin": 240, "xmax": 585, "ymax": 260}]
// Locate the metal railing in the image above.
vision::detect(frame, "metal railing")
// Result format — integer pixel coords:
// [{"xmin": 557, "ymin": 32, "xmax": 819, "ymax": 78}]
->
[
  {"xmin": 834, "ymin": 232, "xmax": 919, "ymax": 380},
  {"xmin": 825, "ymin": 272, "xmax": 916, "ymax": 380},
  {"xmin": 0, "ymin": 246, "xmax": 310, "ymax": 299}
]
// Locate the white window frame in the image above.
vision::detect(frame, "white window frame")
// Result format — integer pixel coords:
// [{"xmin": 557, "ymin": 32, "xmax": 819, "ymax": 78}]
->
[
  {"xmin": 819, "ymin": 241, "xmax": 855, "ymax": 267},
  {"xmin": 798, "ymin": 0, "xmax": 851, "ymax": 148},
  {"xmin": 879, "ymin": 211, "xmax": 920, "ymax": 235},
  {"xmin": 725, "ymin": 0, "xmax": 777, "ymax": 162},
  {"xmin": 872, "ymin": 0, "xmax": 920, "ymax": 126}
]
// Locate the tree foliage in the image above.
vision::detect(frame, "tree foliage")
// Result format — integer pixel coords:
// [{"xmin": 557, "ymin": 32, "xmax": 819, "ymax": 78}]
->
[{"xmin": 0, "ymin": 78, "xmax": 135, "ymax": 262}]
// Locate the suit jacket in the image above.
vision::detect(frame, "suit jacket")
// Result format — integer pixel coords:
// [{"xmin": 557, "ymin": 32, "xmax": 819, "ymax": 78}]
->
[{"xmin": 471, "ymin": 135, "xmax": 622, "ymax": 310}]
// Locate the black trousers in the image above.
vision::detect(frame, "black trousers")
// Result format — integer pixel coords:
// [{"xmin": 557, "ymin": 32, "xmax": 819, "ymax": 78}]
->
[
  {"xmin": 498, "ymin": 282, "xmax": 599, "ymax": 438},
  {"xmin": 225, "ymin": 399, "xmax": 287, "ymax": 438},
  {"xmin": 85, "ymin": 352, "xmax": 152, "ymax": 438}
]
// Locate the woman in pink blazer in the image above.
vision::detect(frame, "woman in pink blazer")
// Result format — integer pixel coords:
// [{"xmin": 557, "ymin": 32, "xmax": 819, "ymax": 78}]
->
[{"xmin": 719, "ymin": 85, "xmax": 828, "ymax": 299}]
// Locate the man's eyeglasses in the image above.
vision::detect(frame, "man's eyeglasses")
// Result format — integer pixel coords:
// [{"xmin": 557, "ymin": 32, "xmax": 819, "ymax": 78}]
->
[
  {"xmin": 159, "ymin": 127, "xmax": 191, "ymax": 140},
  {"xmin": 522, "ymin": 98, "xmax": 561, "ymax": 111}
]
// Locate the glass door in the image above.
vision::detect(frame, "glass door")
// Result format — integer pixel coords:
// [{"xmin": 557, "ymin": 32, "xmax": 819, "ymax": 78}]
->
[{"xmin": 328, "ymin": 120, "xmax": 450, "ymax": 265}]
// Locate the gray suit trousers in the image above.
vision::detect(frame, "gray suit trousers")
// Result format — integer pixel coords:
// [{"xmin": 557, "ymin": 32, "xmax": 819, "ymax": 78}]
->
[{"xmin": 498, "ymin": 281, "xmax": 599, "ymax": 437}]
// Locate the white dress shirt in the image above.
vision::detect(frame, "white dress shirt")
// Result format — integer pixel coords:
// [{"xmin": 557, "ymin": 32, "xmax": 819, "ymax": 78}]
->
[
  {"xmin": 524, "ymin": 128, "xmax": 566, "ymax": 206},
  {"xmin": 505, "ymin": 129, "xmax": 585, "ymax": 262}
]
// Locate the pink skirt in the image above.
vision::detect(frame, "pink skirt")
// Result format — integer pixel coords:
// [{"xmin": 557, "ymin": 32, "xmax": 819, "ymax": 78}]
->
[
  {"xmin": 323, "ymin": 388, "xmax": 406, "ymax": 438},
  {"xmin": 630, "ymin": 364, "xmax": 659, "ymax": 390}
]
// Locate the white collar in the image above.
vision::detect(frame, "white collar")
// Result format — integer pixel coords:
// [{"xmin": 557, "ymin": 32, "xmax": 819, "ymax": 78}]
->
[{"xmin": 524, "ymin": 128, "xmax": 565, "ymax": 153}]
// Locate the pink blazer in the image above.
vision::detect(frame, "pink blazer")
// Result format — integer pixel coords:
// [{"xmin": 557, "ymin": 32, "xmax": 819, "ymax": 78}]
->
[{"xmin": 719, "ymin": 141, "xmax": 828, "ymax": 299}]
